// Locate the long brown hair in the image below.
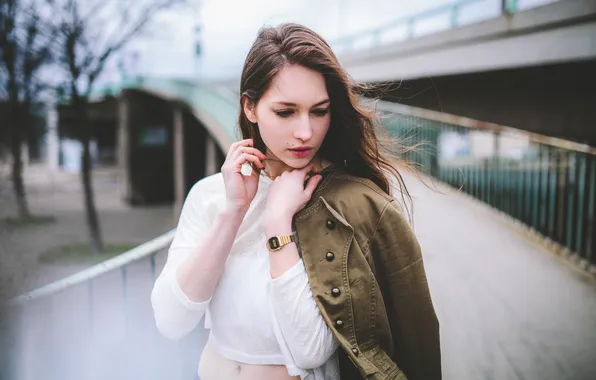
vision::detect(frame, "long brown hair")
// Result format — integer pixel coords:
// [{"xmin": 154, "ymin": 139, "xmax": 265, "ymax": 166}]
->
[{"xmin": 238, "ymin": 23, "xmax": 413, "ymax": 209}]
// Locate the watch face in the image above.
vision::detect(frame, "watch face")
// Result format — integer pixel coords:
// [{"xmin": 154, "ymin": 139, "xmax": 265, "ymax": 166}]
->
[{"xmin": 268, "ymin": 237, "xmax": 280, "ymax": 250}]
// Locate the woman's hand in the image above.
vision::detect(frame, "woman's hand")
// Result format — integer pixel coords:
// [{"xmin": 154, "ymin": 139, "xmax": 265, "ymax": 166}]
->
[
  {"xmin": 264, "ymin": 165, "xmax": 323, "ymax": 228},
  {"xmin": 221, "ymin": 139, "xmax": 266, "ymax": 213}
]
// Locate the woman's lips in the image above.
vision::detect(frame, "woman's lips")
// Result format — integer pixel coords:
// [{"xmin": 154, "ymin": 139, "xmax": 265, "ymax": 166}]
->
[{"xmin": 289, "ymin": 148, "xmax": 313, "ymax": 158}]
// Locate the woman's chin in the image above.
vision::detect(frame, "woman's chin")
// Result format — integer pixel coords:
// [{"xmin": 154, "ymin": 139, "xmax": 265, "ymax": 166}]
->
[{"xmin": 284, "ymin": 156, "xmax": 314, "ymax": 169}]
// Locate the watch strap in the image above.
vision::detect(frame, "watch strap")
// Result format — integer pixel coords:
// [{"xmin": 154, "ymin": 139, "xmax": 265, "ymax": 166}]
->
[
  {"xmin": 278, "ymin": 234, "xmax": 295, "ymax": 246},
  {"xmin": 267, "ymin": 233, "xmax": 296, "ymax": 252}
]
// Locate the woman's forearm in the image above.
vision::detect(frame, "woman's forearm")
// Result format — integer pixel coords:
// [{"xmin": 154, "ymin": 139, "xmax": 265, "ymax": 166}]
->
[
  {"xmin": 266, "ymin": 216, "xmax": 340, "ymax": 369},
  {"xmin": 176, "ymin": 207, "xmax": 246, "ymax": 302},
  {"xmin": 265, "ymin": 215, "xmax": 300, "ymax": 279}
]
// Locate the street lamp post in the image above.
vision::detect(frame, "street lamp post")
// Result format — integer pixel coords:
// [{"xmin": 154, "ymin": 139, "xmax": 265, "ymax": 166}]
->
[{"xmin": 194, "ymin": 1, "xmax": 203, "ymax": 81}]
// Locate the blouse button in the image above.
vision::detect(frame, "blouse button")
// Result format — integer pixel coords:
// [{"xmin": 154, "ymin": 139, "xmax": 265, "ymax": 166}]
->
[
  {"xmin": 326, "ymin": 220, "xmax": 336, "ymax": 229},
  {"xmin": 335, "ymin": 319, "xmax": 344, "ymax": 328},
  {"xmin": 352, "ymin": 348, "xmax": 359, "ymax": 356},
  {"xmin": 331, "ymin": 287, "xmax": 341, "ymax": 297},
  {"xmin": 325, "ymin": 252, "xmax": 335, "ymax": 261}
]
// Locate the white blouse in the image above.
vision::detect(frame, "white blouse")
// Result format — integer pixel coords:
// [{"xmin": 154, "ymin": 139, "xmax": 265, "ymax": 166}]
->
[{"xmin": 150, "ymin": 172, "xmax": 340, "ymax": 379}]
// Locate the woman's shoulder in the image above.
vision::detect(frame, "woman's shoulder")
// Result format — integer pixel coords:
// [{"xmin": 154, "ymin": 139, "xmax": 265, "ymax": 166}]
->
[
  {"xmin": 184, "ymin": 172, "xmax": 226, "ymax": 220},
  {"xmin": 317, "ymin": 170, "xmax": 410, "ymax": 229},
  {"xmin": 321, "ymin": 170, "xmax": 395, "ymax": 207},
  {"xmin": 188, "ymin": 172, "xmax": 225, "ymax": 197}
]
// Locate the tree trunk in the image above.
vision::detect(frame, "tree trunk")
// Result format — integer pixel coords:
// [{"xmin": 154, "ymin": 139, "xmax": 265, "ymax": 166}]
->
[
  {"xmin": 8, "ymin": 100, "xmax": 31, "ymax": 220},
  {"xmin": 79, "ymin": 102, "xmax": 103, "ymax": 254},
  {"xmin": 10, "ymin": 119, "xmax": 31, "ymax": 220}
]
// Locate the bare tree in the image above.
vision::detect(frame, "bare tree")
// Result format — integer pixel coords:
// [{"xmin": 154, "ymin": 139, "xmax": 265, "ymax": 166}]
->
[
  {"xmin": 55, "ymin": 0, "xmax": 188, "ymax": 254},
  {"xmin": 0, "ymin": 0, "xmax": 56, "ymax": 221}
]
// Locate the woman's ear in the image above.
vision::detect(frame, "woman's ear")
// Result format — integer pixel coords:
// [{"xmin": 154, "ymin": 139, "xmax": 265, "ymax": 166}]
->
[{"xmin": 242, "ymin": 96, "xmax": 258, "ymax": 124}]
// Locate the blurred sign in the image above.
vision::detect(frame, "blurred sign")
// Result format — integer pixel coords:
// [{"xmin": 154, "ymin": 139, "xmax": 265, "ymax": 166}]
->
[{"xmin": 140, "ymin": 126, "xmax": 167, "ymax": 147}]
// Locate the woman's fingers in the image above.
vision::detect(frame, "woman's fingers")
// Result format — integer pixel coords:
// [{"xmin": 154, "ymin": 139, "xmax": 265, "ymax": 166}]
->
[
  {"xmin": 303, "ymin": 174, "xmax": 322, "ymax": 198},
  {"xmin": 224, "ymin": 139, "xmax": 251, "ymax": 163},
  {"xmin": 235, "ymin": 146, "xmax": 267, "ymax": 161},
  {"xmin": 223, "ymin": 139, "xmax": 267, "ymax": 172},
  {"xmin": 229, "ymin": 139, "xmax": 253, "ymax": 152},
  {"xmin": 228, "ymin": 141, "xmax": 266, "ymax": 163},
  {"xmin": 226, "ymin": 139, "xmax": 253, "ymax": 160},
  {"xmin": 233, "ymin": 153, "xmax": 264, "ymax": 170},
  {"xmin": 297, "ymin": 164, "xmax": 315, "ymax": 176}
]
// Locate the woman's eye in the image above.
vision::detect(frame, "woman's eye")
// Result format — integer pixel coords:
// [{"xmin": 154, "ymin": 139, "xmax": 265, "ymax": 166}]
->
[
  {"xmin": 312, "ymin": 108, "xmax": 329, "ymax": 116},
  {"xmin": 275, "ymin": 110, "xmax": 294, "ymax": 118}
]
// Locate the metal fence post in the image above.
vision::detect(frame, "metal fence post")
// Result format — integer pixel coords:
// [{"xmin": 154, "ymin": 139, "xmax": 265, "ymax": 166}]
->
[
  {"xmin": 122, "ymin": 266, "xmax": 128, "ymax": 334},
  {"xmin": 88, "ymin": 280, "xmax": 95, "ymax": 336},
  {"xmin": 450, "ymin": 4, "xmax": 460, "ymax": 28},
  {"xmin": 503, "ymin": 0, "xmax": 518, "ymax": 14},
  {"xmin": 574, "ymin": 154, "xmax": 587, "ymax": 255},
  {"xmin": 585, "ymin": 157, "xmax": 596, "ymax": 265},
  {"xmin": 565, "ymin": 152, "xmax": 577, "ymax": 251},
  {"xmin": 407, "ymin": 18, "xmax": 415, "ymax": 39},
  {"xmin": 532, "ymin": 145, "xmax": 541, "ymax": 231}
]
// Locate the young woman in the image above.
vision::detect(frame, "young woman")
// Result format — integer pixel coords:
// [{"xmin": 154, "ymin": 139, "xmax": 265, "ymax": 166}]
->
[{"xmin": 151, "ymin": 23, "xmax": 441, "ymax": 380}]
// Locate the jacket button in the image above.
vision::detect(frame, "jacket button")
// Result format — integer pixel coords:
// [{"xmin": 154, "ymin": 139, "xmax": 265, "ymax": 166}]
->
[
  {"xmin": 335, "ymin": 319, "xmax": 344, "ymax": 328},
  {"xmin": 331, "ymin": 287, "xmax": 341, "ymax": 297},
  {"xmin": 352, "ymin": 348, "xmax": 359, "ymax": 356},
  {"xmin": 325, "ymin": 252, "xmax": 335, "ymax": 261},
  {"xmin": 326, "ymin": 220, "xmax": 336, "ymax": 229}
]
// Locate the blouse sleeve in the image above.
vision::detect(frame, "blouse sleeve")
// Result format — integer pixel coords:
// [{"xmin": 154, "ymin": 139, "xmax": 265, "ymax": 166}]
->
[
  {"xmin": 150, "ymin": 181, "xmax": 212, "ymax": 340},
  {"xmin": 269, "ymin": 259, "xmax": 340, "ymax": 370}
]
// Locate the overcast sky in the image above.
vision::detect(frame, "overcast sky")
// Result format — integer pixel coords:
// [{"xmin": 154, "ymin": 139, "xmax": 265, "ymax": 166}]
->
[
  {"xmin": 123, "ymin": 0, "xmax": 555, "ymax": 82},
  {"xmin": 128, "ymin": 0, "xmax": 452, "ymax": 81}
]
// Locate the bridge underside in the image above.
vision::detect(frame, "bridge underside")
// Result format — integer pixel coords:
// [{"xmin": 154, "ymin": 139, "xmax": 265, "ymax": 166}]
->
[{"xmin": 366, "ymin": 59, "xmax": 596, "ymax": 146}]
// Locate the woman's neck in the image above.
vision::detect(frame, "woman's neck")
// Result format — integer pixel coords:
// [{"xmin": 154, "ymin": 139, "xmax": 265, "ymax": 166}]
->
[{"xmin": 262, "ymin": 155, "xmax": 330, "ymax": 180}]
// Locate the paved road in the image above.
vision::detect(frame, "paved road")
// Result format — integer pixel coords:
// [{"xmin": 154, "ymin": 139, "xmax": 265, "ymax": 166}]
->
[{"xmin": 2, "ymin": 172, "xmax": 595, "ymax": 380}]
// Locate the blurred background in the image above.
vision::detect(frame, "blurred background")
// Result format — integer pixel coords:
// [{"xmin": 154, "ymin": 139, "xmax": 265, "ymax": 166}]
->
[{"xmin": 1, "ymin": 0, "xmax": 595, "ymax": 379}]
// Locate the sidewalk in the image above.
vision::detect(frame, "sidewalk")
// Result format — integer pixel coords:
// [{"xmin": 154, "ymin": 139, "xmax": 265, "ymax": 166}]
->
[{"xmin": 407, "ymin": 175, "xmax": 596, "ymax": 380}]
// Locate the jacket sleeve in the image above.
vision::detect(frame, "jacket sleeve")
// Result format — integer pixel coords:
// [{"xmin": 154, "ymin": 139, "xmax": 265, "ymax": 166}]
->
[{"xmin": 368, "ymin": 200, "xmax": 441, "ymax": 380}]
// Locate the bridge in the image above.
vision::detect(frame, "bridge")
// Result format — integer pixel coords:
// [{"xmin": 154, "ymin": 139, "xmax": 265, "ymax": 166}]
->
[{"xmin": 335, "ymin": 0, "xmax": 596, "ymax": 146}]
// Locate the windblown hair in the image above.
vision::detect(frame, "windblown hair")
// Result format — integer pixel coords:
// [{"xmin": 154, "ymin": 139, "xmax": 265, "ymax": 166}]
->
[{"xmin": 238, "ymin": 23, "xmax": 413, "ymax": 210}]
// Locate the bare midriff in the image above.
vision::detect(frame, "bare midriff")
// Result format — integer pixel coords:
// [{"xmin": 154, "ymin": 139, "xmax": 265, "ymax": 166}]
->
[{"xmin": 198, "ymin": 339, "xmax": 300, "ymax": 380}]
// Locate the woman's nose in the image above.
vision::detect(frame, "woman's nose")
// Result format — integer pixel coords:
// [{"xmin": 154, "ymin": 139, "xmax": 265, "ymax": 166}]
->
[{"xmin": 294, "ymin": 117, "xmax": 313, "ymax": 141}]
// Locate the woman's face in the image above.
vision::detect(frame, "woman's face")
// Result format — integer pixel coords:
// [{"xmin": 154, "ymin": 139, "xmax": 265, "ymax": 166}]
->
[{"xmin": 243, "ymin": 64, "xmax": 331, "ymax": 170}]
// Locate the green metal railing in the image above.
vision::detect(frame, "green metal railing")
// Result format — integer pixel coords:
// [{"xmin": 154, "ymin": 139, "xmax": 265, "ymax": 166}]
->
[
  {"xmin": 330, "ymin": 0, "xmax": 537, "ymax": 54},
  {"xmin": 332, "ymin": 0, "xmax": 484, "ymax": 53},
  {"xmin": 377, "ymin": 100, "xmax": 596, "ymax": 269},
  {"xmin": 1, "ymin": 230, "xmax": 206, "ymax": 380}
]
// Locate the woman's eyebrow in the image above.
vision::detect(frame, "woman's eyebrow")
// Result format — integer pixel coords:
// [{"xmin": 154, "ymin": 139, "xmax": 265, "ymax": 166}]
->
[{"xmin": 272, "ymin": 99, "xmax": 330, "ymax": 107}]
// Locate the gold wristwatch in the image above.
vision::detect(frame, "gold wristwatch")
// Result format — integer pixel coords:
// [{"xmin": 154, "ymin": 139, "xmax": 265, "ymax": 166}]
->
[{"xmin": 266, "ymin": 233, "xmax": 295, "ymax": 252}]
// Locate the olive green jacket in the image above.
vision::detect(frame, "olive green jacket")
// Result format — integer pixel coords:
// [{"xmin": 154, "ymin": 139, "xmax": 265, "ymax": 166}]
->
[{"xmin": 293, "ymin": 168, "xmax": 441, "ymax": 380}]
